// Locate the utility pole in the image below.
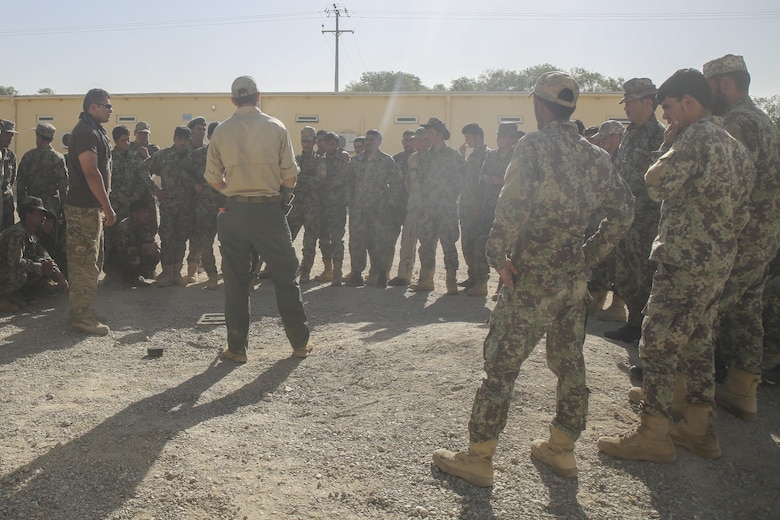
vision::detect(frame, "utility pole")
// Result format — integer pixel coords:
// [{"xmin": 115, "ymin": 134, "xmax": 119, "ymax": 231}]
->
[{"xmin": 322, "ymin": 4, "xmax": 353, "ymax": 92}]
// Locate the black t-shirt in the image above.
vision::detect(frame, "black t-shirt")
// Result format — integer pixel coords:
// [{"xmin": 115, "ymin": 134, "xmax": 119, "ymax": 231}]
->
[{"xmin": 66, "ymin": 115, "xmax": 111, "ymax": 208}]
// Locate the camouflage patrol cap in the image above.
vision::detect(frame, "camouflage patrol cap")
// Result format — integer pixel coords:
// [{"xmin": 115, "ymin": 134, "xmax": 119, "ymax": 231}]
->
[
  {"xmin": 231, "ymin": 76, "xmax": 258, "ymax": 98},
  {"xmin": 593, "ymin": 120, "xmax": 625, "ymax": 140},
  {"xmin": 19, "ymin": 196, "xmax": 47, "ymax": 212},
  {"xmin": 620, "ymin": 78, "xmax": 658, "ymax": 104},
  {"xmin": 414, "ymin": 127, "xmax": 426, "ymax": 139},
  {"xmin": 530, "ymin": 72, "xmax": 579, "ymax": 108},
  {"xmin": 0, "ymin": 119, "xmax": 18, "ymax": 133},
  {"xmin": 497, "ymin": 122, "xmax": 520, "ymax": 137},
  {"xmin": 301, "ymin": 126, "xmax": 316, "ymax": 142},
  {"xmin": 187, "ymin": 116, "xmax": 207, "ymax": 129},
  {"xmin": 402, "ymin": 129, "xmax": 416, "ymax": 139},
  {"xmin": 33, "ymin": 122, "xmax": 56, "ymax": 139},
  {"xmin": 703, "ymin": 54, "xmax": 748, "ymax": 79},
  {"xmin": 135, "ymin": 121, "xmax": 151, "ymax": 133},
  {"xmin": 421, "ymin": 117, "xmax": 451, "ymax": 140},
  {"xmin": 173, "ymin": 125, "xmax": 191, "ymax": 139}
]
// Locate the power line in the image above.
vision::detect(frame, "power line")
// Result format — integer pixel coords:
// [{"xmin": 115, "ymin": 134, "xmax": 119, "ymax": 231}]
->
[{"xmin": 322, "ymin": 4, "xmax": 354, "ymax": 93}]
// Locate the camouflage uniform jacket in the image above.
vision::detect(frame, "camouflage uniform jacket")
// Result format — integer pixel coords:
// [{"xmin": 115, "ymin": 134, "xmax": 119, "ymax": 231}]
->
[
  {"xmin": 459, "ymin": 144, "xmax": 491, "ymax": 209},
  {"xmin": 110, "ymin": 148, "xmax": 157, "ymax": 203},
  {"xmin": 294, "ymin": 151, "xmax": 327, "ymax": 202},
  {"xmin": 417, "ymin": 144, "xmax": 466, "ymax": 210},
  {"xmin": 404, "ymin": 152, "xmax": 422, "ymax": 212},
  {"xmin": 182, "ymin": 145, "xmax": 225, "ymax": 206},
  {"xmin": 722, "ymin": 96, "xmax": 780, "ymax": 260},
  {"xmin": 0, "ymin": 221, "xmax": 51, "ymax": 279},
  {"xmin": 615, "ymin": 114, "xmax": 665, "ymax": 219},
  {"xmin": 1, "ymin": 148, "xmax": 17, "ymax": 196},
  {"xmin": 144, "ymin": 146, "xmax": 192, "ymax": 196},
  {"xmin": 645, "ymin": 115, "xmax": 753, "ymax": 274},
  {"xmin": 392, "ymin": 150, "xmax": 414, "ymax": 208},
  {"xmin": 481, "ymin": 147, "xmax": 512, "ymax": 208},
  {"xmin": 16, "ymin": 144, "xmax": 68, "ymax": 216},
  {"xmin": 129, "ymin": 141, "xmax": 161, "ymax": 157},
  {"xmin": 486, "ymin": 121, "xmax": 634, "ymax": 289},
  {"xmin": 322, "ymin": 153, "xmax": 352, "ymax": 205},
  {"xmin": 110, "ymin": 216, "xmax": 157, "ymax": 259},
  {"xmin": 348, "ymin": 150, "xmax": 402, "ymax": 214}
]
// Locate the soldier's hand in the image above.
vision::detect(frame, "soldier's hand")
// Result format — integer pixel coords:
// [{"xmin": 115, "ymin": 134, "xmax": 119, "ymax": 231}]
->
[
  {"xmin": 459, "ymin": 142, "xmax": 468, "ymax": 157},
  {"xmin": 57, "ymin": 276, "xmax": 69, "ymax": 293},
  {"xmin": 495, "ymin": 261, "xmax": 519, "ymax": 291},
  {"xmin": 137, "ymin": 146, "xmax": 150, "ymax": 160},
  {"xmin": 663, "ymin": 120, "xmax": 680, "ymax": 147},
  {"xmin": 104, "ymin": 205, "xmax": 117, "ymax": 227}
]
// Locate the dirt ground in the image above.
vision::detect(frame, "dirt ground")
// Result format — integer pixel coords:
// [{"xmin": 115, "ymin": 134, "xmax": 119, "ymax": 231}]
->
[{"xmin": 1, "ymin": 234, "xmax": 779, "ymax": 520}]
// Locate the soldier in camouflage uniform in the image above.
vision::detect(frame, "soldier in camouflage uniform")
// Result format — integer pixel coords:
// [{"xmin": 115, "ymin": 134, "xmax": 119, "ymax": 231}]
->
[
  {"xmin": 104, "ymin": 199, "xmax": 159, "ymax": 286},
  {"xmin": 16, "ymin": 123, "xmax": 69, "ymax": 277},
  {"xmin": 702, "ymin": 55, "xmax": 780, "ymax": 421},
  {"xmin": 385, "ymin": 129, "xmax": 415, "ymax": 279},
  {"xmin": 129, "ymin": 121, "xmax": 161, "ymax": 157},
  {"xmin": 474, "ymin": 123, "xmax": 522, "ymax": 298},
  {"xmin": 411, "ymin": 118, "xmax": 466, "ymax": 295},
  {"xmin": 345, "ymin": 130, "xmax": 402, "ymax": 287},
  {"xmin": 145, "ymin": 126, "xmax": 195, "ymax": 287},
  {"xmin": 0, "ymin": 120, "xmax": 19, "ymax": 231},
  {"xmin": 457, "ymin": 123, "xmax": 491, "ymax": 295},
  {"xmin": 604, "ymin": 79, "xmax": 666, "ymax": 344},
  {"xmin": 318, "ymin": 132, "xmax": 351, "ymax": 286},
  {"xmin": 109, "ymin": 125, "xmax": 161, "ymax": 225},
  {"xmin": 181, "ymin": 121, "xmax": 224, "ymax": 289},
  {"xmin": 290, "ymin": 126, "xmax": 327, "ymax": 283},
  {"xmin": 388, "ymin": 128, "xmax": 427, "ymax": 287},
  {"xmin": 0, "ymin": 197, "xmax": 69, "ymax": 312},
  {"xmin": 599, "ymin": 68, "xmax": 753, "ymax": 463},
  {"xmin": 433, "ymin": 72, "xmax": 634, "ymax": 485}
]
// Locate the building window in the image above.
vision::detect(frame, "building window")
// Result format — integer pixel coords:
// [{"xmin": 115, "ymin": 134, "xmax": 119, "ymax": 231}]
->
[
  {"xmin": 36, "ymin": 115, "xmax": 55, "ymax": 123},
  {"xmin": 117, "ymin": 116, "xmax": 137, "ymax": 124},
  {"xmin": 498, "ymin": 116, "xmax": 524, "ymax": 125},
  {"xmin": 394, "ymin": 116, "xmax": 418, "ymax": 124},
  {"xmin": 296, "ymin": 115, "xmax": 319, "ymax": 123}
]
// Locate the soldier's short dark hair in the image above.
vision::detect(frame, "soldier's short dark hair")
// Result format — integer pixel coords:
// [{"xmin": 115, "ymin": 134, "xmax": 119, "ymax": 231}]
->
[
  {"xmin": 129, "ymin": 200, "xmax": 150, "ymax": 214},
  {"xmin": 316, "ymin": 129, "xmax": 328, "ymax": 138},
  {"xmin": 353, "ymin": 136, "xmax": 366, "ymax": 145},
  {"xmin": 711, "ymin": 70, "xmax": 751, "ymax": 92},
  {"xmin": 657, "ymin": 68, "xmax": 713, "ymax": 110},
  {"xmin": 173, "ymin": 126, "xmax": 192, "ymax": 140},
  {"xmin": 83, "ymin": 88, "xmax": 110, "ymax": 111},
  {"xmin": 402, "ymin": 130, "xmax": 415, "ymax": 139},
  {"xmin": 573, "ymin": 120, "xmax": 586, "ymax": 135},
  {"xmin": 461, "ymin": 123, "xmax": 484, "ymax": 140},
  {"xmin": 324, "ymin": 132, "xmax": 339, "ymax": 143},
  {"xmin": 112, "ymin": 125, "xmax": 130, "ymax": 141},
  {"xmin": 207, "ymin": 121, "xmax": 219, "ymax": 139},
  {"xmin": 365, "ymin": 129, "xmax": 382, "ymax": 142}
]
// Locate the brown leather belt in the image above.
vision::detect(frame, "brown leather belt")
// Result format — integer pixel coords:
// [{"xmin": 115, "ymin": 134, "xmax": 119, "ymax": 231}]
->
[{"xmin": 229, "ymin": 195, "xmax": 280, "ymax": 203}]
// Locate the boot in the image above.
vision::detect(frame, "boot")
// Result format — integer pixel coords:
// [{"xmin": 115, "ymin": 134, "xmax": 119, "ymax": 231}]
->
[
  {"xmin": 530, "ymin": 425, "xmax": 578, "ymax": 478},
  {"xmin": 314, "ymin": 259, "xmax": 333, "ymax": 283},
  {"xmin": 465, "ymin": 278, "xmax": 488, "ymax": 296},
  {"xmin": 346, "ymin": 271, "xmax": 364, "ymax": 286},
  {"xmin": 186, "ymin": 261, "xmax": 199, "ymax": 284},
  {"xmin": 206, "ymin": 273, "xmax": 219, "ymax": 291},
  {"xmin": 669, "ymin": 405, "xmax": 721, "ymax": 459},
  {"xmin": 595, "ymin": 292, "xmax": 627, "ymax": 322},
  {"xmin": 387, "ymin": 276, "xmax": 409, "ymax": 287},
  {"xmin": 365, "ymin": 270, "xmax": 379, "ymax": 286},
  {"xmin": 446, "ymin": 269, "xmax": 459, "ymax": 295},
  {"xmin": 628, "ymin": 372, "xmax": 688, "ymax": 419},
  {"xmin": 604, "ymin": 323, "xmax": 642, "ymax": 343},
  {"xmin": 341, "ymin": 271, "xmax": 353, "ymax": 283},
  {"xmin": 155, "ymin": 265, "xmax": 174, "ymax": 287},
  {"xmin": 0, "ymin": 296, "xmax": 20, "ymax": 313},
  {"xmin": 410, "ymin": 267, "xmax": 435, "ymax": 292},
  {"xmin": 376, "ymin": 271, "xmax": 387, "ymax": 288},
  {"xmin": 331, "ymin": 261, "xmax": 343, "ymax": 287},
  {"xmin": 597, "ymin": 412, "xmax": 676, "ymax": 463},
  {"xmin": 458, "ymin": 272, "xmax": 474, "ymax": 288},
  {"xmin": 71, "ymin": 318, "xmax": 110, "ymax": 336},
  {"xmin": 432, "ymin": 439, "xmax": 498, "ymax": 487},
  {"xmin": 588, "ymin": 288, "xmax": 607, "ymax": 314},
  {"xmin": 173, "ymin": 262, "xmax": 187, "ymax": 287},
  {"xmin": 716, "ymin": 367, "xmax": 760, "ymax": 421}
]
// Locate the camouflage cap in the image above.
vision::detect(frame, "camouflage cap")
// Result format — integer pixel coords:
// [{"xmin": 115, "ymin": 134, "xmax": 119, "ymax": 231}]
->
[
  {"xmin": 135, "ymin": 121, "xmax": 151, "ymax": 133},
  {"xmin": 497, "ymin": 122, "xmax": 520, "ymax": 137},
  {"xmin": 231, "ymin": 75, "xmax": 258, "ymax": 98},
  {"xmin": 33, "ymin": 122, "xmax": 56, "ymax": 139},
  {"xmin": 173, "ymin": 125, "xmax": 192, "ymax": 139},
  {"xmin": 414, "ymin": 127, "xmax": 426, "ymax": 139},
  {"xmin": 187, "ymin": 116, "xmax": 207, "ymax": 129},
  {"xmin": 421, "ymin": 117, "xmax": 451, "ymax": 140},
  {"xmin": 301, "ymin": 126, "xmax": 316, "ymax": 142},
  {"xmin": 620, "ymin": 78, "xmax": 658, "ymax": 104},
  {"xmin": 703, "ymin": 54, "xmax": 748, "ymax": 79},
  {"xmin": 0, "ymin": 119, "xmax": 18, "ymax": 133},
  {"xmin": 19, "ymin": 196, "xmax": 47, "ymax": 212},
  {"xmin": 593, "ymin": 120, "xmax": 625, "ymax": 140},
  {"xmin": 530, "ymin": 72, "xmax": 579, "ymax": 108},
  {"xmin": 402, "ymin": 129, "xmax": 416, "ymax": 139}
]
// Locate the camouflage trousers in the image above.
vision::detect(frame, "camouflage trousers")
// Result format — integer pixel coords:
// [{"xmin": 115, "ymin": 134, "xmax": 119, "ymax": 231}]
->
[
  {"xmin": 287, "ymin": 195, "xmax": 327, "ymax": 272},
  {"xmin": 187, "ymin": 191, "xmax": 224, "ymax": 276},
  {"xmin": 0, "ymin": 267, "xmax": 44, "ymax": 296},
  {"xmin": 469, "ymin": 275, "xmax": 589, "ymax": 443},
  {"xmin": 106, "ymin": 248, "xmax": 160, "ymax": 283},
  {"xmin": 381, "ymin": 208, "xmax": 404, "ymax": 277},
  {"xmin": 716, "ymin": 250, "xmax": 773, "ymax": 375},
  {"xmin": 463, "ymin": 206, "xmax": 496, "ymax": 282},
  {"xmin": 318, "ymin": 203, "xmax": 347, "ymax": 263},
  {"xmin": 640, "ymin": 262, "xmax": 730, "ymax": 416},
  {"xmin": 762, "ymin": 269, "xmax": 780, "ymax": 365},
  {"xmin": 159, "ymin": 201, "xmax": 194, "ymax": 266},
  {"xmin": 64, "ymin": 205, "xmax": 105, "ymax": 322},
  {"xmin": 417, "ymin": 205, "xmax": 460, "ymax": 271},
  {"xmin": 615, "ymin": 217, "xmax": 657, "ymax": 328},
  {"xmin": 395, "ymin": 205, "xmax": 421, "ymax": 281},
  {"xmin": 348, "ymin": 207, "xmax": 392, "ymax": 275},
  {"xmin": 1, "ymin": 191, "xmax": 14, "ymax": 231}
]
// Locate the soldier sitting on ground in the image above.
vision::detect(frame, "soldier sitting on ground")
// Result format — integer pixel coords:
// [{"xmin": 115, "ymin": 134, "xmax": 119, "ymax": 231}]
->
[
  {"xmin": 0, "ymin": 196, "xmax": 68, "ymax": 312},
  {"xmin": 104, "ymin": 200, "xmax": 160, "ymax": 287}
]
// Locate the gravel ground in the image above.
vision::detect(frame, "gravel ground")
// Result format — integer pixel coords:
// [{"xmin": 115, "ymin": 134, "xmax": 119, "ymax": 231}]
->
[{"xmin": 1, "ymin": 238, "xmax": 779, "ymax": 520}]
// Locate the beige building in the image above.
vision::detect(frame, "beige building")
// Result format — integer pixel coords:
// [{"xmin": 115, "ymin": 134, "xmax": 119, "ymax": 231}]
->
[{"xmin": 0, "ymin": 91, "xmax": 635, "ymax": 158}]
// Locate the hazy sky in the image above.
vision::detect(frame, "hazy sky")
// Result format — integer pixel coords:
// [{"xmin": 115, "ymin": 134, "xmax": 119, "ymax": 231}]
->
[{"xmin": 3, "ymin": 1, "xmax": 779, "ymax": 97}]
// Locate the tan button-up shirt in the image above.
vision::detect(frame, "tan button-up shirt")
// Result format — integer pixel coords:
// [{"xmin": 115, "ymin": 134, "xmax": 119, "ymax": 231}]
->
[{"xmin": 204, "ymin": 105, "xmax": 298, "ymax": 197}]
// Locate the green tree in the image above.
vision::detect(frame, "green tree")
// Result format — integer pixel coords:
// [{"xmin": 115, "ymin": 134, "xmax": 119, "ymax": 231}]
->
[
  {"xmin": 0, "ymin": 85, "xmax": 18, "ymax": 96},
  {"xmin": 344, "ymin": 71, "xmax": 430, "ymax": 92},
  {"xmin": 449, "ymin": 64, "xmax": 623, "ymax": 93},
  {"xmin": 450, "ymin": 76, "xmax": 479, "ymax": 91},
  {"xmin": 36, "ymin": 87, "xmax": 56, "ymax": 95},
  {"xmin": 755, "ymin": 95, "xmax": 780, "ymax": 131}
]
